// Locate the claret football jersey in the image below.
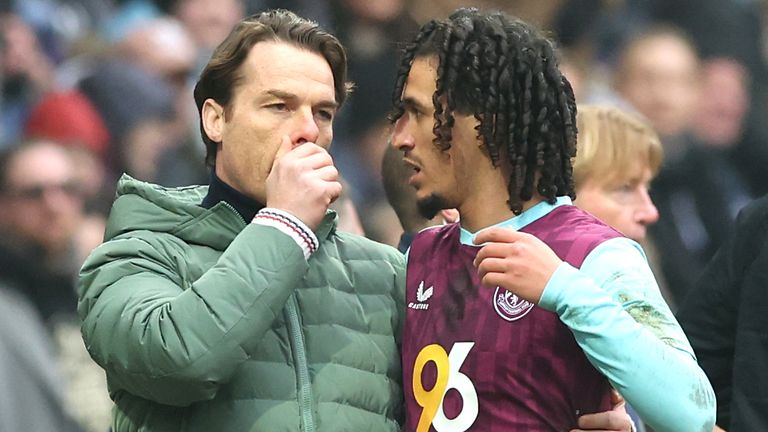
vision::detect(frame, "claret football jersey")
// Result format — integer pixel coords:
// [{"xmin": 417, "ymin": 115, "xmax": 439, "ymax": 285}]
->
[{"xmin": 402, "ymin": 205, "xmax": 620, "ymax": 431}]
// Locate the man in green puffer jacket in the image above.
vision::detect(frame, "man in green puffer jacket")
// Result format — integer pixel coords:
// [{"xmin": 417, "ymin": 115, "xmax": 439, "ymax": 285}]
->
[{"xmin": 78, "ymin": 9, "xmax": 405, "ymax": 431}]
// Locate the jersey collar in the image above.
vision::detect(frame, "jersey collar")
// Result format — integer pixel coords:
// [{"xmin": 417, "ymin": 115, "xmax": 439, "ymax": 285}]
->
[{"xmin": 459, "ymin": 196, "xmax": 573, "ymax": 246}]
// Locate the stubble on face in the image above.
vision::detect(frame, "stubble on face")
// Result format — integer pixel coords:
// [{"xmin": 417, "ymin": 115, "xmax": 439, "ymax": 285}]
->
[{"xmin": 416, "ymin": 193, "xmax": 451, "ymax": 219}]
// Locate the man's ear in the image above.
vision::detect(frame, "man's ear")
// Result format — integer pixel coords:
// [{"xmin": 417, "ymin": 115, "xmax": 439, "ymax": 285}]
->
[{"xmin": 202, "ymin": 99, "xmax": 225, "ymax": 143}]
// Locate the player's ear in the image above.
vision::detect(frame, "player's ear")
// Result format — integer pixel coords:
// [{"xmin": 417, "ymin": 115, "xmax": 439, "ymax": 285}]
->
[{"xmin": 202, "ymin": 99, "xmax": 225, "ymax": 143}]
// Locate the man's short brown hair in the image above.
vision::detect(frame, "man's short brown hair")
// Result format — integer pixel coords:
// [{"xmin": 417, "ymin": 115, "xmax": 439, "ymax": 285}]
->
[{"xmin": 193, "ymin": 9, "xmax": 351, "ymax": 167}]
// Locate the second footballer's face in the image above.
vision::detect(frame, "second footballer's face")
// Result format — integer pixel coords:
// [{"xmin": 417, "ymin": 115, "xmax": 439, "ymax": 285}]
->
[
  {"xmin": 202, "ymin": 41, "xmax": 338, "ymax": 203},
  {"xmin": 391, "ymin": 56, "xmax": 485, "ymax": 219},
  {"xmin": 576, "ymin": 162, "xmax": 659, "ymax": 241}
]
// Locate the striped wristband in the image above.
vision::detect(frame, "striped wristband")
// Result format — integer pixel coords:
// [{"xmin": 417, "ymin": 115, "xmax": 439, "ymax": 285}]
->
[{"xmin": 253, "ymin": 208, "xmax": 319, "ymax": 259}]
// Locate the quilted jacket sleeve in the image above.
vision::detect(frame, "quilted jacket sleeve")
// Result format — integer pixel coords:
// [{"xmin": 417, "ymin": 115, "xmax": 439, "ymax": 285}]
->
[{"xmin": 78, "ymin": 224, "xmax": 308, "ymax": 406}]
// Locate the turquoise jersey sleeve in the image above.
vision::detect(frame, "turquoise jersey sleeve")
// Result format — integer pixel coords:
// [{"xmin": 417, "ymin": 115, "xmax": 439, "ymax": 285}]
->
[{"xmin": 539, "ymin": 237, "xmax": 715, "ymax": 432}]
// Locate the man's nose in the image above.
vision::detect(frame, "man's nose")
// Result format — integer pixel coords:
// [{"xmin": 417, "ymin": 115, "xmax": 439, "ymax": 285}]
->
[
  {"xmin": 391, "ymin": 116, "xmax": 413, "ymax": 151},
  {"xmin": 292, "ymin": 108, "xmax": 320, "ymax": 145}
]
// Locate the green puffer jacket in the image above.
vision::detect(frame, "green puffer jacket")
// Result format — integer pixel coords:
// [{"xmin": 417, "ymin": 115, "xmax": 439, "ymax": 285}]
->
[{"xmin": 78, "ymin": 176, "xmax": 406, "ymax": 431}]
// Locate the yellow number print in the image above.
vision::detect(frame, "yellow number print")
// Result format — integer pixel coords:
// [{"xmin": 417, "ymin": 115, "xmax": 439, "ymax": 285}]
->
[
  {"xmin": 413, "ymin": 342, "xmax": 478, "ymax": 432},
  {"xmin": 413, "ymin": 344, "xmax": 450, "ymax": 432}
]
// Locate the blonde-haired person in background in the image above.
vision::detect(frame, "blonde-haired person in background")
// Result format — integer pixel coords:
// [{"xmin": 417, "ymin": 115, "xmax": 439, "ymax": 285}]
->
[
  {"xmin": 573, "ymin": 105, "xmax": 663, "ymax": 243},
  {"xmin": 573, "ymin": 105, "xmax": 675, "ymax": 307}
]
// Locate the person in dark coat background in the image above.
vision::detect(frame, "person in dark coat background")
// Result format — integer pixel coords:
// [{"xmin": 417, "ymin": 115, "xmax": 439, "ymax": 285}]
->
[{"xmin": 677, "ymin": 194, "xmax": 768, "ymax": 431}]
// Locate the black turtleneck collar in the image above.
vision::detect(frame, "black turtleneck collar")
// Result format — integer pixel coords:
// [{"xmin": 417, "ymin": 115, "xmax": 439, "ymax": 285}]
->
[{"xmin": 201, "ymin": 171, "xmax": 264, "ymax": 222}]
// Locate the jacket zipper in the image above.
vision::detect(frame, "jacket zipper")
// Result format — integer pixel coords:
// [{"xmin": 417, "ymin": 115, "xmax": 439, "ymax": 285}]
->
[
  {"xmin": 286, "ymin": 294, "xmax": 315, "ymax": 431},
  {"xmin": 220, "ymin": 201, "xmax": 247, "ymax": 225},
  {"xmin": 224, "ymin": 200, "xmax": 315, "ymax": 429}
]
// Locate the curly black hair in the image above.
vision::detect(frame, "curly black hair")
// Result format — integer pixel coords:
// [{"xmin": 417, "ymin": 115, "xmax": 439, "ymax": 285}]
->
[{"xmin": 390, "ymin": 8, "xmax": 577, "ymax": 214}]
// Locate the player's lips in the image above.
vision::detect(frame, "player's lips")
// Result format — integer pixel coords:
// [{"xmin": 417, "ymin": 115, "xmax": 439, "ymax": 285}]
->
[
  {"xmin": 402, "ymin": 158, "xmax": 422, "ymax": 185},
  {"xmin": 402, "ymin": 157, "xmax": 421, "ymax": 171}
]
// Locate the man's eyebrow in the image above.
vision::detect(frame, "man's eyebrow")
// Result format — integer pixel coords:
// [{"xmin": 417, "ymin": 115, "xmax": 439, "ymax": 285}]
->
[
  {"xmin": 265, "ymin": 89, "xmax": 338, "ymax": 110},
  {"xmin": 316, "ymin": 99, "xmax": 339, "ymax": 111},
  {"xmin": 402, "ymin": 96, "xmax": 429, "ymax": 112},
  {"xmin": 265, "ymin": 89, "xmax": 297, "ymax": 101}
]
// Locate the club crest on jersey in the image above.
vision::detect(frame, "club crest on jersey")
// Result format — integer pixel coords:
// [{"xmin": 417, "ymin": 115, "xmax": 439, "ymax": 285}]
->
[
  {"xmin": 493, "ymin": 287, "xmax": 534, "ymax": 321},
  {"xmin": 408, "ymin": 281, "xmax": 433, "ymax": 310}
]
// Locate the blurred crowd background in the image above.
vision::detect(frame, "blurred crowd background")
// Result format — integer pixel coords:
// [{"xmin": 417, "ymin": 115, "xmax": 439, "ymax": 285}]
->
[{"xmin": 0, "ymin": 0, "xmax": 767, "ymax": 431}]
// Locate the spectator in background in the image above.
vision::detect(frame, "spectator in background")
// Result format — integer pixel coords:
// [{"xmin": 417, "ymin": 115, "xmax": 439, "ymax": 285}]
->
[
  {"xmin": 691, "ymin": 57, "xmax": 768, "ymax": 199},
  {"xmin": 613, "ymin": 26, "xmax": 699, "ymax": 145},
  {"xmin": 0, "ymin": 141, "xmax": 90, "ymax": 318},
  {"xmin": 0, "ymin": 140, "xmax": 110, "ymax": 432},
  {"xmin": 572, "ymin": 106, "xmax": 674, "ymax": 311},
  {"xmin": 171, "ymin": 0, "xmax": 245, "ymax": 57},
  {"xmin": 151, "ymin": 0, "xmax": 248, "ymax": 188},
  {"xmin": 648, "ymin": 0, "xmax": 768, "ymax": 91},
  {"xmin": 23, "ymin": 89, "xmax": 113, "ymax": 214},
  {"xmin": 116, "ymin": 16, "xmax": 197, "ymax": 91},
  {"xmin": 677, "ymin": 194, "xmax": 768, "ymax": 431},
  {"xmin": 78, "ymin": 58, "xmax": 178, "ymax": 183},
  {"xmin": 115, "ymin": 15, "xmax": 210, "ymax": 187},
  {"xmin": 0, "ymin": 283, "xmax": 83, "ymax": 432},
  {"xmin": 321, "ymin": 0, "xmax": 419, "ymax": 234},
  {"xmin": 0, "ymin": 12, "xmax": 55, "ymax": 147},
  {"xmin": 100, "ymin": 0, "xmax": 164, "ymax": 43},
  {"xmin": 23, "ymin": 90, "xmax": 110, "ymax": 157},
  {"xmin": 329, "ymin": 0, "xmax": 416, "ymax": 141},
  {"xmin": 614, "ymin": 26, "xmax": 752, "ymax": 303},
  {"xmin": 692, "ymin": 58, "xmax": 750, "ymax": 153},
  {"xmin": 573, "ymin": 105, "xmax": 662, "ymax": 243}
]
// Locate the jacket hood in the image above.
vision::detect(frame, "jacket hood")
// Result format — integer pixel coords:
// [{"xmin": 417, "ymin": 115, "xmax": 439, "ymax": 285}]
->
[{"xmin": 105, "ymin": 175, "xmax": 337, "ymax": 250}]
